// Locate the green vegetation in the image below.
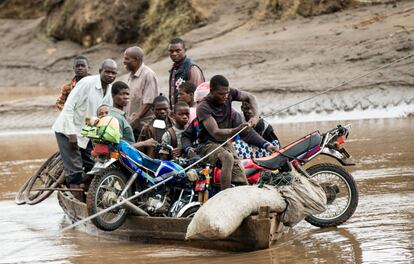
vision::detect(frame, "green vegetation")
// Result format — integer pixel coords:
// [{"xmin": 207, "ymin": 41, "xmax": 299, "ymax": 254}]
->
[{"xmin": 140, "ymin": 0, "xmax": 202, "ymax": 54}]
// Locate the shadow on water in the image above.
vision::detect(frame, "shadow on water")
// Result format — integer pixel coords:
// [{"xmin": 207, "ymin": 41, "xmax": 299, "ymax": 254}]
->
[{"xmin": 0, "ymin": 118, "xmax": 413, "ymax": 263}]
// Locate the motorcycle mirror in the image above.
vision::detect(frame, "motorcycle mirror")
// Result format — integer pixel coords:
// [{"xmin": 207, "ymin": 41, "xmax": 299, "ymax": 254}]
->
[{"xmin": 153, "ymin": 119, "xmax": 166, "ymax": 129}]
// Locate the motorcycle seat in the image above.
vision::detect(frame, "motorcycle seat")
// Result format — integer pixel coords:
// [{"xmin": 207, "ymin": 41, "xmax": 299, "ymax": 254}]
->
[
  {"xmin": 118, "ymin": 140, "xmax": 161, "ymax": 172},
  {"xmin": 253, "ymin": 131, "xmax": 321, "ymax": 170}
]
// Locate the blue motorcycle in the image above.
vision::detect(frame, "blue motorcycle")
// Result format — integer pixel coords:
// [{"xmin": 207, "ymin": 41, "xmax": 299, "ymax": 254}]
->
[{"xmin": 83, "ymin": 119, "xmax": 202, "ymax": 231}]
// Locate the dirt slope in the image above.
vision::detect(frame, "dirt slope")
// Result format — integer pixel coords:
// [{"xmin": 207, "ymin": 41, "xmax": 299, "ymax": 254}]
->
[{"xmin": 0, "ymin": 1, "xmax": 413, "ymax": 131}]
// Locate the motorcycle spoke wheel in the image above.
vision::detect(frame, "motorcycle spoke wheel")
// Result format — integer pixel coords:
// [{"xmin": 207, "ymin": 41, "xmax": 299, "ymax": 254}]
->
[
  {"xmin": 313, "ymin": 172, "xmax": 350, "ymax": 218},
  {"xmin": 87, "ymin": 170, "xmax": 131, "ymax": 231},
  {"xmin": 15, "ymin": 174, "xmax": 35, "ymax": 205},
  {"xmin": 305, "ymin": 163, "xmax": 358, "ymax": 228},
  {"xmin": 24, "ymin": 152, "xmax": 65, "ymax": 205},
  {"xmin": 181, "ymin": 206, "xmax": 200, "ymax": 218}
]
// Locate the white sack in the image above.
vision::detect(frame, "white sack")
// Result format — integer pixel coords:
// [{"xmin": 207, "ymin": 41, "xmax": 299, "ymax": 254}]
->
[
  {"xmin": 278, "ymin": 171, "xmax": 327, "ymax": 227},
  {"xmin": 186, "ymin": 185, "xmax": 287, "ymax": 240}
]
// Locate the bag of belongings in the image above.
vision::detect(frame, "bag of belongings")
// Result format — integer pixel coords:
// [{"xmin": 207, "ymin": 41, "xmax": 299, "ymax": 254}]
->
[
  {"xmin": 186, "ymin": 170, "xmax": 326, "ymax": 240},
  {"xmin": 186, "ymin": 185, "xmax": 287, "ymax": 240},
  {"xmin": 277, "ymin": 170, "xmax": 327, "ymax": 227},
  {"xmin": 81, "ymin": 116, "xmax": 121, "ymax": 144}
]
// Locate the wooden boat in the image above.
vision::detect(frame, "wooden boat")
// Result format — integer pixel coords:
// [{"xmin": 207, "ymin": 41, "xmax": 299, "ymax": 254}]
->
[{"xmin": 57, "ymin": 191, "xmax": 287, "ymax": 251}]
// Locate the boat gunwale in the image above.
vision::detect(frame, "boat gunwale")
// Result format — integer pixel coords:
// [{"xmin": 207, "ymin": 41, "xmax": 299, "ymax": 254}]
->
[{"xmin": 57, "ymin": 190, "xmax": 286, "ymax": 252}]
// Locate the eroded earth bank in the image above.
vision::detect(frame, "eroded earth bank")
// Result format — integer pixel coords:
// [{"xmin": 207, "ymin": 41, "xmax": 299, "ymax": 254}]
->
[{"xmin": 0, "ymin": 0, "xmax": 413, "ymax": 131}]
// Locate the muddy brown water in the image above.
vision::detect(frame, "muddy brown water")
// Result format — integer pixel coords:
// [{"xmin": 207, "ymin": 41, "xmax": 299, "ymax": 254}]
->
[{"xmin": 0, "ymin": 118, "xmax": 413, "ymax": 264}]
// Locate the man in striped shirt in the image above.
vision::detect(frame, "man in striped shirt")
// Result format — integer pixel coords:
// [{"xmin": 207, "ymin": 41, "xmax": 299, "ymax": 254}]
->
[{"xmin": 56, "ymin": 55, "xmax": 90, "ymax": 110}]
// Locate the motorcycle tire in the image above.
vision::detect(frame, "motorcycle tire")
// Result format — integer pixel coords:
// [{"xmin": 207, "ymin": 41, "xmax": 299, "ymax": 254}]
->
[
  {"xmin": 15, "ymin": 174, "xmax": 34, "ymax": 205},
  {"xmin": 24, "ymin": 152, "xmax": 65, "ymax": 205},
  {"xmin": 87, "ymin": 169, "xmax": 131, "ymax": 231},
  {"xmin": 305, "ymin": 163, "xmax": 358, "ymax": 228},
  {"xmin": 181, "ymin": 206, "xmax": 200, "ymax": 218}
]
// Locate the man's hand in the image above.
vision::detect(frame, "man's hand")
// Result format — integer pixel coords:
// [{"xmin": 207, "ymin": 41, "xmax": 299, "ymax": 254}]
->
[
  {"xmin": 132, "ymin": 138, "xmax": 158, "ymax": 149},
  {"xmin": 130, "ymin": 104, "xmax": 152, "ymax": 130},
  {"xmin": 172, "ymin": 148, "xmax": 182, "ymax": 158},
  {"xmin": 142, "ymin": 138, "xmax": 158, "ymax": 147},
  {"xmin": 234, "ymin": 122, "xmax": 251, "ymax": 133},
  {"xmin": 248, "ymin": 116, "xmax": 260, "ymax": 127},
  {"xmin": 130, "ymin": 116, "xmax": 140, "ymax": 130},
  {"xmin": 68, "ymin": 134, "xmax": 78, "ymax": 150},
  {"xmin": 187, "ymin": 147, "xmax": 197, "ymax": 158},
  {"xmin": 266, "ymin": 144, "xmax": 279, "ymax": 153}
]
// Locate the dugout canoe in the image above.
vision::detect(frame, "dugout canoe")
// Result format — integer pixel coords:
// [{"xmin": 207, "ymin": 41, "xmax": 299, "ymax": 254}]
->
[{"xmin": 57, "ymin": 191, "xmax": 287, "ymax": 252}]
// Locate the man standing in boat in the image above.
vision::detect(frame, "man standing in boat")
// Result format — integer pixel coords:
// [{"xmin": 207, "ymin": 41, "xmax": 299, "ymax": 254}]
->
[
  {"xmin": 196, "ymin": 75, "xmax": 278, "ymax": 190},
  {"xmin": 123, "ymin": 46, "xmax": 159, "ymax": 139},
  {"xmin": 55, "ymin": 55, "xmax": 91, "ymax": 111},
  {"xmin": 168, "ymin": 37, "xmax": 204, "ymax": 109},
  {"xmin": 52, "ymin": 59, "xmax": 117, "ymax": 201}
]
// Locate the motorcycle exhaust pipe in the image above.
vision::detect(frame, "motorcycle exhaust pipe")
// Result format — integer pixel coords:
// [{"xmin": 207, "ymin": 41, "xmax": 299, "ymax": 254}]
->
[{"xmin": 119, "ymin": 197, "xmax": 149, "ymax": 216}]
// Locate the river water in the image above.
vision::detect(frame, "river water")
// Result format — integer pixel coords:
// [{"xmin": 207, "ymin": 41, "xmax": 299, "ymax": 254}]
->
[{"xmin": 0, "ymin": 118, "xmax": 413, "ymax": 264}]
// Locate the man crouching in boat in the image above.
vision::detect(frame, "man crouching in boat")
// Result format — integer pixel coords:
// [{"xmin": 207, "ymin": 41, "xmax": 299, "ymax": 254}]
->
[{"xmin": 196, "ymin": 75, "xmax": 278, "ymax": 190}]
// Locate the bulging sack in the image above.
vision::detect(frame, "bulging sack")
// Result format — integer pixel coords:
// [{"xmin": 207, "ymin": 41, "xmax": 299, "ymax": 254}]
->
[
  {"xmin": 186, "ymin": 185, "xmax": 287, "ymax": 240},
  {"xmin": 81, "ymin": 116, "xmax": 121, "ymax": 144},
  {"xmin": 278, "ymin": 171, "xmax": 327, "ymax": 227}
]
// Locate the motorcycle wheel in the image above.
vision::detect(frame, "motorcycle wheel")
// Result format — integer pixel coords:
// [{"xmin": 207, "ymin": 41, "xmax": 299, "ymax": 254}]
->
[
  {"xmin": 305, "ymin": 163, "xmax": 358, "ymax": 228},
  {"xmin": 86, "ymin": 170, "xmax": 131, "ymax": 231},
  {"xmin": 15, "ymin": 174, "xmax": 33, "ymax": 205},
  {"xmin": 24, "ymin": 152, "xmax": 65, "ymax": 205},
  {"xmin": 181, "ymin": 206, "xmax": 200, "ymax": 218}
]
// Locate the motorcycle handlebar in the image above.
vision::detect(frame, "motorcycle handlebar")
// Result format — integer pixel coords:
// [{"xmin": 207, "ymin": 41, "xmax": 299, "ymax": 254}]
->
[
  {"xmin": 156, "ymin": 143, "xmax": 174, "ymax": 152},
  {"xmin": 329, "ymin": 124, "xmax": 351, "ymax": 137}
]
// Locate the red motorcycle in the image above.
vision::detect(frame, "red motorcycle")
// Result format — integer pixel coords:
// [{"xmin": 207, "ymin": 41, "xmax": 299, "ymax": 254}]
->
[{"xmin": 189, "ymin": 124, "xmax": 358, "ymax": 228}]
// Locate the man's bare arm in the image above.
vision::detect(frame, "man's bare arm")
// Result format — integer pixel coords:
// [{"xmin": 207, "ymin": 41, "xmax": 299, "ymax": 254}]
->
[
  {"xmin": 238, "ymin": 90, "xmax": 260, "ymax": 126},
  {"xmin": 135, "ymin": 103, "xmax": 152, "ymax": 120},
  {"xmin": 188, "ymin": 66, "xmax": 205, "ymax": 87},
  {"xmin": 238, "ymin": 90, "xmax": 258, "ymax": 116},
  {"xmin": 203, "ymin": 116, "xmax": 249, "ymax": 141},
  {"xmin": 131, "ymin": 103, "xmax": 152, "ymax": 129}
]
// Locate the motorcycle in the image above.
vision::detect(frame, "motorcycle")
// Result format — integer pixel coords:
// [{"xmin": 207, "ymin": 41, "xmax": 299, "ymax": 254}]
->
[
  {"xmin": 83, "ymin": 118, "xmax": 202, "ymax": 231},
  {"xmin": 191, "ymin": 124, "xmax": 359, "ymax": 228},
  {"xmin": 85, "ymin": 118, "xmax": 358, "ymax": 230}
]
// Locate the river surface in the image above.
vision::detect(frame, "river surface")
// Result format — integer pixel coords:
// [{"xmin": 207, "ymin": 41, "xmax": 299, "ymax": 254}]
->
[{"xmin": 0, "ymin": 118, "xmax": 413, "ymax": 264}]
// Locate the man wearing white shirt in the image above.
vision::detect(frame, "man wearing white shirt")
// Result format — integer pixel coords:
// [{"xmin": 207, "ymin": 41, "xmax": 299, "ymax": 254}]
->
[{"xmin": 52, "ymin": 59, "xmax": 117, "ymax": 200}]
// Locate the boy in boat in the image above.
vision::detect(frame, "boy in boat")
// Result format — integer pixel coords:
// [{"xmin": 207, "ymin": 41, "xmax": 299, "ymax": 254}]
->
[
  {"xmin": 95, "ymin": 81, "xmax": 135, "ymax": 144},
  {"xmin": 159, "ymin": 101, "xmax": 190, "ymax": 160},
  {"xmin": 138, "ymin": 95, "xmax": 174, "ymax": 158},
  {"xmin": 96, "ymin": 83, "xmax": 158, "ymax": 149},
  {"xmin": 177, "ymin": 82, "xmax": 197, "ymax": 123}
]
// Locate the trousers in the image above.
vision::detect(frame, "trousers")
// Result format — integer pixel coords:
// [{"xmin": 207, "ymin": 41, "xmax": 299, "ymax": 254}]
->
[{"xmin": 55, "ymin": 132, "xmax": 94, "ymax": 185}]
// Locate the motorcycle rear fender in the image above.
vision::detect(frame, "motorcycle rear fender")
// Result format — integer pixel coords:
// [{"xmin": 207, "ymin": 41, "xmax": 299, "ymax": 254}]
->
[
  {"xmin": 320, "ymin": 147, "xmax": 355, "ymax": 166},
  {"xmin": 176, "ymin": 202, "xmax": 202, "ymax": 217},
  {"xmin": 87, "ymin": 158, "xmax": 117, "ymax": 175}
]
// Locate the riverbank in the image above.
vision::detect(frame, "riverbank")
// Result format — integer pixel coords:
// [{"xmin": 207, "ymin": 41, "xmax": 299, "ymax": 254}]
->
[{"xmin": 0, "ymin": 1, "xmax": 413, "ymax": 132}]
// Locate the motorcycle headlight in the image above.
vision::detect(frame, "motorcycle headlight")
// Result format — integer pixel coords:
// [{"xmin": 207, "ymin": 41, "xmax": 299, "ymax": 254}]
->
[{"xmin": 186, "ymin": 169, "xmax": 199, "ymax": 182}]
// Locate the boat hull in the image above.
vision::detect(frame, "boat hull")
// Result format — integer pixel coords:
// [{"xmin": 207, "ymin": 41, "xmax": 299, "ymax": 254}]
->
[{"xmin": 57, "ymin": 191, "xmax": 286, "ymax": 251}]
